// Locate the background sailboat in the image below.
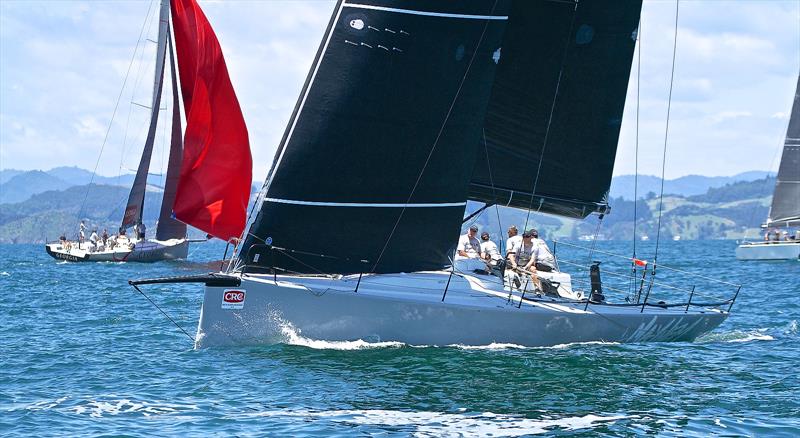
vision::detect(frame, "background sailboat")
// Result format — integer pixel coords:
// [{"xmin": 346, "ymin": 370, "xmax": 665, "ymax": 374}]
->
[
  {"xmin": 736, "ymin": 73, "xmax": 800, "ymax": 260},
  {"xmin": 45, "ymin": 0, "xmax": 251, "ymax": 262}
]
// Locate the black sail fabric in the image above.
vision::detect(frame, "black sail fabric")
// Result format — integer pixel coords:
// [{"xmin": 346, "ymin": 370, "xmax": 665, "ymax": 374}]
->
[
  {"xmin": 767, "ymin": 74, "xmax": 800, "ymax": 227},
  {"xmin": 238, "ymin": 0, "xmax": 510, "ymax": 274},
  {"xmin": 156, "ymin": 35, "xmax": 187, "ymax": 241},
  {"xmin": 469, "ymin": 0, "xmax": 643, "ymax": 219}
]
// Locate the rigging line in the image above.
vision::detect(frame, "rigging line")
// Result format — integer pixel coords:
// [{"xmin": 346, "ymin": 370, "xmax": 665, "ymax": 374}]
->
[
  {"xmin": 523, "ymin": 0, "xmax": 579, "ymax": 233},
  {"xmin": 119, "ymin": 1, "xmax": 158, "ymax": 187},
  {"xmin": 130, "ymin": 283, "xmax": 194, "ymax": 343},
  {"xmin": 633, "ymin": 19, "xmax": 641, "ymax": 259},
  {"xmin": 370, "ymin": 1, "xmax": 499, "ymax": 272},
  {"xmin": 483, "ymin": 129, "xmax": 505, "ymax": 254},
  {"xmin": 587, "ymin": 215, "xmax": 604, "ymax": 264},
  {"xmin": 630, "ymin": 18, "xmax": 642, "ymax": 298},
  {"xmin": 653, "ymin": 0, "xmax": 680, "ymax": 265},
  {"xmin": 78, "ymin": 0, "xmax": 156, "ymax": 223}
]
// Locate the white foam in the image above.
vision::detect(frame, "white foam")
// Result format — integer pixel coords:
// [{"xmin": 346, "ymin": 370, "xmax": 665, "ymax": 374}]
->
[
  {"xmin": 451, "ymin": 341, "xmax": 619, "ymax": 351},
  {"xmin": 728, "ymin": 333, "xmax": 774, "ymax": 343},
  {"xmin": 451, "ymin": 342, "xmax": 529, "ymax": 350},
  {"xmin": 244, "ymin": 408, "xmax": 630, "ymax": 436},
  {"xmin": 279, "ymin": 320, "xmax": 405, "ymax": 350},
  {"xmin": 25, "ymin": 396, "xmax": 69, "ymax": 411},
  {"xmin": 0, "ymin": 271, "xmax": 9, "ymax": 276},
  {"xmin": 784, "ymin": 320, "xmax": 798, "ymax": 335},
  {"xmin": 71, "ymin": 398, "xmax": 198, "ymax": 418}
]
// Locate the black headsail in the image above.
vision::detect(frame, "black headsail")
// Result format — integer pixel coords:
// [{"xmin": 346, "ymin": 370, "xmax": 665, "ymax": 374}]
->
[
  {"xmin": 766, "ymin": 73, "xmax": 800, "ymax": 228},
  {"xmin": 237, "ymin": 0, "xmax": 510, "ymax": 274},
  {"xmin": 469, "ymin": 0, "xmax": 643, "ymax": 219},
  {"xmin": 121, "ymin": 0, "xmax": 170, "ymax": 231},
  {"xmin": 155, "ymin": 34, "xmax": 188, "ymax": 241}
]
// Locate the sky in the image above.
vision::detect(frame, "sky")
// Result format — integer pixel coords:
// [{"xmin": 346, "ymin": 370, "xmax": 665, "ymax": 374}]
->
[{"xmin": 1, "ymin": 0, "xmax": 799, "ymax": 182}]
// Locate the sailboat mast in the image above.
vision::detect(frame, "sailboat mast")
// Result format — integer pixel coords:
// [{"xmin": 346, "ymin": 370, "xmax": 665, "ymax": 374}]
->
[{"xmin": 120, "ymin": 0, "xmax": 170, "ymax": 232}]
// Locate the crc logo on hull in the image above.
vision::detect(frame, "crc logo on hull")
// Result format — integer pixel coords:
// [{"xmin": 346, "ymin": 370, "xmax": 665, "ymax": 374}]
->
[{"xmin": 221, "ymin": 289, "xmax": 246, "ymax": 310}]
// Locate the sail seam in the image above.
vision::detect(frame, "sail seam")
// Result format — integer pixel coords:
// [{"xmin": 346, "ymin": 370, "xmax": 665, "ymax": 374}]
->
[
  {"xmin": 264, "ymin": 198, "xmax": 465, "ymax": 208},
  {"xmin": 344, "ymin": 4, "xmax": 508, "ymax": 20}
]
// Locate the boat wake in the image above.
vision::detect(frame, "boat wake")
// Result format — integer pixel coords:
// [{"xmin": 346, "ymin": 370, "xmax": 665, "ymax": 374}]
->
[
  {"xmin": 698, "ymin": 329, "xmax": 775, "ymax": 343},
  {"xmin": 450, "ymin": 341, "xmax": 620, "ymax": 350},
  {"xmin": 277, "ymin": 319, "xmax": 405, "ymax": 351},
  {"xmin": 243, "ymin": 408, "xmax": 631, "ymax": 436},
  {"xmin": 273, "ymin": 316, "xmax": 622, "ymax": 351}
]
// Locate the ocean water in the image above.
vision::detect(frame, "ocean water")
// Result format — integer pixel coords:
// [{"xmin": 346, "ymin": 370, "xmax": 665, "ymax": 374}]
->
[{"xmin": 0, "ymin": 240, "xmax": 798, "ymax": 436}]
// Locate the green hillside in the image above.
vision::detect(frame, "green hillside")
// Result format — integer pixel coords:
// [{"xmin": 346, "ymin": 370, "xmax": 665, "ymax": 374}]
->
[
  {"xmin": 0, "ymin": 184, "xmax": 166, "ymax": 243},
  {"xmin": 469, "ymin": 177, "xmax": 776, "ymax": 242}
]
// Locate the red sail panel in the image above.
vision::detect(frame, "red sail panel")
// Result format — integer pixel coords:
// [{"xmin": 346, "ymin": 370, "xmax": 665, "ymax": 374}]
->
[{"xmin": 170, "ymin": 0, "xmax": 252, "ymax": 241}]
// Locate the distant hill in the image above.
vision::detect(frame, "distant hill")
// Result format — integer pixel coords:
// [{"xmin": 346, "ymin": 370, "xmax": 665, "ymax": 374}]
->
[
  {"xmin": 0, "ymin": 169, "xmax": 24, "ymax": 184},
  {"xmin": 0, "ymin": 166, "xmax": 264, "ymax": 204},
  {"xmin": 609, "ymin": 171, "xmax": 774, "ymax": 200},
  {"xmin": 0, "ymin": 170, "xmax": 68, "ymax": 204},
  {"xmin": 0, "ymin": 184, "xmax": 165, "ymax": 243},
  {"xmin": 0, "ymin": 167, "xmax": 167, "ymax": 205},
  {"xmin": 466, "ymin": 176, "xmax": 776, "ymax": 243},
  {"xmin": 0, "ymin": 181, "xmax": 259, "ymax": 244}
]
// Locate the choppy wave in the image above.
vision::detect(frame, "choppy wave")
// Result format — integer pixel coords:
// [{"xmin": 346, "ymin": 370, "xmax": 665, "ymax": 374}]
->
[{"xmin": 244, "ymin": 408, "xmax": 630, "ymax": 436}]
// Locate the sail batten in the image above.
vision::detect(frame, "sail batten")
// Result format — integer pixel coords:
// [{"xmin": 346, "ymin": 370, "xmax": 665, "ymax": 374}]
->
[{"xmin": 766, "ymin": 74, "xmax": 800, "ymax": 228}]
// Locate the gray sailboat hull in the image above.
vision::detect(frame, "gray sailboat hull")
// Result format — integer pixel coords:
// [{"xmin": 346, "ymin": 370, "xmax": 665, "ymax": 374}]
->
[
  {"xmin": 735, "ymin": 241, "xmax": 800, "ymax": 260},
  {"xmin": 45, "ymin": 239, "xmax": 189, "ymax": 263},
  {"xmin": 195, "ymin": 272, "xmax": 728, "ymax": 348}
]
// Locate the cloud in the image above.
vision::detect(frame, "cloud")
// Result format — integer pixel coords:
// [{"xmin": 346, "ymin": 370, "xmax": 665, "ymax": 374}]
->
[
  {"xmin": 74, "ymin": 116, "xmax": 105, "ymax": 138},
  {"xmin": 709, "ymin": 110, "xmax": 752, "ymax": 124},
  {"xmin": 1, "ymin": 0, "xmax": 798, "ymax": 182}
]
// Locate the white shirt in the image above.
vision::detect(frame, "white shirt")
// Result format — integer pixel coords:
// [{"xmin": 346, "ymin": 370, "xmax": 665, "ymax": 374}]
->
[
  {"xmin": 480, "ymin": 240, "xmax": 501, "ymax": 261},
  {"xmin": 505, "ymin": 235, "xmax": 522, "ymax": 257},
  {"xmin": 532, "ymin": 242, "xmax": 555, "ymax": 267},
  {"xmin": 456, "ymin": 233, "xmax": 481, "ymax": 259}
]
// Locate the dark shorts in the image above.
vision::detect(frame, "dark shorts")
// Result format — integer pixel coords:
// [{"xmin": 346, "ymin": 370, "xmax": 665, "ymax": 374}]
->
[{"xmin": 535, "ymin": 262, "xmax": 553, "ymax": 272}]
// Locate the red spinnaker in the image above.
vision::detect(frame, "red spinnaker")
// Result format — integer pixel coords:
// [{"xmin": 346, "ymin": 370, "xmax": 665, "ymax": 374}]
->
[{"xmin": 170, "ymin": 0, "xmax": 252, "ymax": 241}]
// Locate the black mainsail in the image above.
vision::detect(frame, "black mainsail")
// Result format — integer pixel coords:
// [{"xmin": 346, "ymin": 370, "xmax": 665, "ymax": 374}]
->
[
  {"xmin": 469, "ymin": 0, "xmax": 642, "ymax": 218},
  {"xmin": 766, "ymin": 73, "xmax": 800, "ymax": 228},
  {"xmin": 239, "ymin": 0, "xmax": 510, "ymax": 274}
]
